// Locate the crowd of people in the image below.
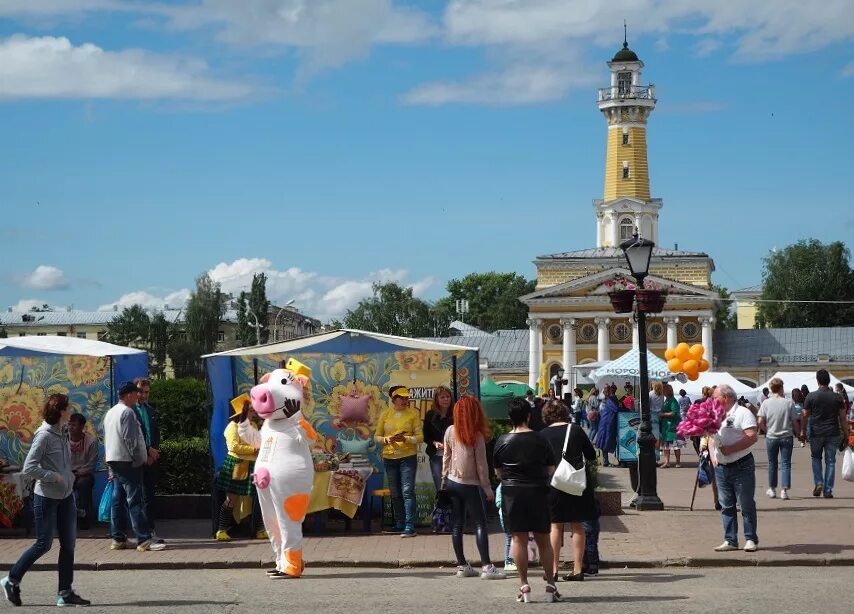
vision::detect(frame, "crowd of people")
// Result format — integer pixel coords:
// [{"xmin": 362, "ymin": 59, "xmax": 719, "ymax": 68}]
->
[{"xmin": 3, "ymin": 368, "xmax": 851, "ymax": 606}]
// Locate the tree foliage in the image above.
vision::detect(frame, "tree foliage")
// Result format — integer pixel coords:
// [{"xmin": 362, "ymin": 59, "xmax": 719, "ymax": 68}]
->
[
  {"xmin": 710, "ymin": 284, "xmax": 737, "ymax": 330},
  {"xmin": 236, "ymin": 291, "xmax": 252, "ymax": 347},
  {"xmin": 148, "ymin": 311, "xmax": 174, "ymax": 380},
  {"xmin": 106, "ymin": 305, "xmax": 151, "ymax": 347},
  {"xmin": 344, "ymin": 282, "xmax": 450, "ymax": 337},
  {"xmin": 184, "ymin": 273, "xmax": 226, "ymax": 355},
  {"xmin": 166, "ymin": 339, "xmax": 203, "ymax": 379},
  {"xmin": 756, "ymin": 239, "xmax": 854, "ymax": 328},
  {"xmin": 434, "ymin": 272, "xmax": 536, "ymax": 332}
]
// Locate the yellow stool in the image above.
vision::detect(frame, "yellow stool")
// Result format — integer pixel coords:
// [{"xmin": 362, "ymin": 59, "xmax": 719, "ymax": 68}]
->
[{"xmin": 370, "ymin": 488, "xmax": 392, "ymax": 532}]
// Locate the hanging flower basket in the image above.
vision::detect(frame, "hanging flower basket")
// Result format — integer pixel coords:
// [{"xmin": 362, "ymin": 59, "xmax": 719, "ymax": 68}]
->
[
  {"xmin": 608, "ymin": 290, "xmax": 635, "ymax": 313},
  {"xmin": 636, "ymin": 289, "xmax": 666, "ymax": 313}
]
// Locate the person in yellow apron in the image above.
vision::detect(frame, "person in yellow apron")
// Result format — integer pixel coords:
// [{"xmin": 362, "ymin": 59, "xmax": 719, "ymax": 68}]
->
[{"xmin": 215, "ymin": 397, "xmax": 266, "ymax": 541}]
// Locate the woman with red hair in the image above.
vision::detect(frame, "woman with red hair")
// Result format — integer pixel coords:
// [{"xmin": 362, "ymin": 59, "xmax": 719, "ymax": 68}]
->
[{"xmin": 441, "ymin": 396, "xmax": 505, "ymax": 580}]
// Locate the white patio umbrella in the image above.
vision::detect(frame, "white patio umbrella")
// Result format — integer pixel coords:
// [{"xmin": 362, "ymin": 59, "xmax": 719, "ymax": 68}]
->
[{"xmin": 589, "ymin": 348, "xmax": 671, "ymax": 384}]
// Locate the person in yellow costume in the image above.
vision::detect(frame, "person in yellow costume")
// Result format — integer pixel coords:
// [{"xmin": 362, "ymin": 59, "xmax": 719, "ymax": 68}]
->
[
  {"xmin": 374, "ymin": 385, "xmax": 423, "ymax": 537},
  {"xmin": 214, "ymin": 396, "xmax": 267, "ymax": 541},
  {"xmin": 239, "ymin": 359, "xmax": 317, "ymax": 579}
]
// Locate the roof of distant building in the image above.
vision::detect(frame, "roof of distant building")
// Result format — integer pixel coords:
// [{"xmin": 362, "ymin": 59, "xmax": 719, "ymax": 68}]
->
[
  {"xmin": 424, "ymin": 329, "xmax": 530, "ymax": 370},
  {"xmin": 714, "ymin": 327, "xmax": 854, "ymax": 367},
  {"xmin": 537, "ymin": 246, "xmax": 709, "ymax": 260},
  {"xmin": 0, "ymin": 308, "xmax": 238, "ymax": 327}
]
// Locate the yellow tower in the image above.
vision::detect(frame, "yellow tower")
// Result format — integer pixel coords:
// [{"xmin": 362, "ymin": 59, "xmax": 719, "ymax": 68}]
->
[{"xmin": 594, "ymin": 32, "xmax": 661, "ymax": 248}]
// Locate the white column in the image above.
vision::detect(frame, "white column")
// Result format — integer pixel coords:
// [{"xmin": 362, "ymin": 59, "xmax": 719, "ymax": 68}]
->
[
  {"xmin": 528, "ymin": 318, "xmax": 543, "ymax": 389},
  {"xmin": 561, "ymin": 318, "xmax": 577, "ymax": 380},
  {"xmin": 595, "ymin": 317, "xmax": 611, "ymax": 362},
  {"xmin": 665, "ymin": 316, "xmax": 679, "ymax": 348},
  {"xmin": 700, "ymin": 316, "xmax": 715, "ymax": 363},
  {"xmin": 632, "ymin": 318, "xmax": 640, "ymax": 350},
  {"xmin": 611, "ymin": 213, "xmax": 620, "ymax": 247}
]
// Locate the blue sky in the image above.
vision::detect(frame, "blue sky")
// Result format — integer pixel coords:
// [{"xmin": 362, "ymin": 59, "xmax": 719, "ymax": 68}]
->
[{"xmin": 1, "ymin": 1, "xmax": 852, "ymax": 322}]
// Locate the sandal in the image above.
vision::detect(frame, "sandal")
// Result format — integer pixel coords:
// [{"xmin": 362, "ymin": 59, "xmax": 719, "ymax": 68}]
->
[
  {"xmin": 516, "ymin": 584, "xmax": 532, "ymax": 603},
  {"xmin": 545, "ymin": 583, "xmax": 560, "ymax": 603}
]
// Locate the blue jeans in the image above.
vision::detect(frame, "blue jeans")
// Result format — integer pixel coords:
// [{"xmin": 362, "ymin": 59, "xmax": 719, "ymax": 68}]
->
[
  {"xmin": 384, "ymin": 455, "xmax": 417, "ymax": 531},
  {"xmin": 810, "ymin": 435, "xmax": 840, "ymax": 495},
  {"xmin": 588, "ymin": 421, "xmax": 599, "ymax": 442},
  {"xmin": 766, "ymin": 437, "xmax": 793, "ymax": 490},
  {"xmin": 714, "ymin": 453, "xmax": 758, "ymax": 546},
  {"xmin": 428, "ymin": 454, "xmax": 443, "ymax": 492},
  {"xmin": 109, "ymin": 461, "xmax": 151, "ymax": 543},
  {"xmin": 9, "ymin": 493, "xmax": 76, "ymax": 595}
]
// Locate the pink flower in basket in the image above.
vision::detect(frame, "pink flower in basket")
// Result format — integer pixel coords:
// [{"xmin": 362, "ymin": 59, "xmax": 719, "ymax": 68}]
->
[
  {"xmin": 677, "ymin": 397, "xmax": 727, "ymax": 438},
  {"xmin": 604, "ymin": 277, "xmax": 637, "ymax": 292}
]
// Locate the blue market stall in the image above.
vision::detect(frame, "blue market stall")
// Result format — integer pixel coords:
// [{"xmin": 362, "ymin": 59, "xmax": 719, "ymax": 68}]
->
[
  {"xmin": 203, "ymin": 329, "xmax": 480, "ymax": 529},
  {"xmin": 0, "ymin": 336, "xmax": 148, "ymax": 527}
]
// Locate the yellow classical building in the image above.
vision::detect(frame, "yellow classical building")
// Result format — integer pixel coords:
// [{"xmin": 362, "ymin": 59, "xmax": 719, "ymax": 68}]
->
[{"xmin": 520, "ymin": 38, "xmax": 719, "ymax": 389}]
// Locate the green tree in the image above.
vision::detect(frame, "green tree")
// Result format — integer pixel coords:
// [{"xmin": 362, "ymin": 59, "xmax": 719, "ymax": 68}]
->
[
  {"xmin": 236, "ymin": 291, "xmax": 252, "ymax": 346},
  {"xmin": 184, "ymin": 273, "xmax": 226, "ymax": 355},
  {"xmin": 756, "ymin": 239, "xmax": 854, "ymax": 328},
  {"xmin": 148, "ymin": 311, "xmax": 175, "ymax": 380},
  {"xmin": 711, "ymin": 284, "xmax": 737, "ymax": 330},
  {"xmin": 248, "ymin": 273, "xmax": 270, "ymax": 344},
  {"xmin": 0, "ymin": 326, "xmax": 7, "ymax": 338},
  {"xmin": 434, "ymin": 272, "xmax": 536, "ymax": 332},
  {"xmin": 166, "ymin": 338, "xmax": 203, "ymax": 379},
  {"xmin": 106, "ymin": 304, "xmax": 151, "ymax": 347},
  {"xmin": 344, "ymin": 282, "xmax": 450, "ymax": 337}
]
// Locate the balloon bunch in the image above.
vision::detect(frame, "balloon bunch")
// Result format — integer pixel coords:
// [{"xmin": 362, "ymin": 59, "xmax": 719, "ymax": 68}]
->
[
  {"xmin": 665, "ymin": 342, "xmax": 709, "ymax": 381},
  {"xmin": 676, "ymin": 397, "xmax": 726, "ymax": 438}
]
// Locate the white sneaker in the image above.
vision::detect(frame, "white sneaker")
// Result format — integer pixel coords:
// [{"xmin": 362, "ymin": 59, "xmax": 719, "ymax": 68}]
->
[
  {"xmin": 780, "ymin": 489, "xmax": 790, "ymax": 500},
  {"xmin": 503, "ymin": 561, "xmax": 517, "ymax": 572},
  {"xmin": 481, "ymin": 564, "xmax": 506, "ymax": 580},
  {"xmin": 456, "ymin": 565, "xmax": 479, "ymax": 578},
  {"xmin": 766, "ymin": 488, "xmax": 776, "ymax": 499},
  {"xmin": 714, "ymin": 542, "xmax": 738, "ymax": 552},
  {"xmin": 744, "ymin": 540, "xmax": 758, "ymax": 552}
]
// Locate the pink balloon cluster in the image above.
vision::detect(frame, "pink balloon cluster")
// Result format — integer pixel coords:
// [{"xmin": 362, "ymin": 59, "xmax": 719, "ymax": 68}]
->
[{"xmin": 676, "ymin": 397, "xmax": 727, "ymax": 438}]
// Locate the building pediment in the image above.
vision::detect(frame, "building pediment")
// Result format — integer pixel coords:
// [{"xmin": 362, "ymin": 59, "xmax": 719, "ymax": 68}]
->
[
  {"xmin": 594, "ymin": 196, "xmax": 662, "ymax": 214},
  {"xmin": 521, "ymin": 267, "xmax": 718, "ymax": 304}
]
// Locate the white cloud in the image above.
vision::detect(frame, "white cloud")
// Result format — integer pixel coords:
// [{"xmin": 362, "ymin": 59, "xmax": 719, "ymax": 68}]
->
[
  {"xmin": 97, "ymin": 289, "xmax": 191, "ymax": 312},
  {"xmin": 0, "ymin": 34, "xmax": 258, "ymax": 101},
  {"xmin": 843, "ymin": 61, "xmax": 854, "ymax": 78},
  {"xmin": 163, "ymin": 0, "xmax": 436, "ymax": 72},
  {"xmin": 18, "ymin": 265, "xmax": 69, "ymax": 290},
  {"xmin": 9, "ymin": 298, "xmax": 63, "ymax": 312}
]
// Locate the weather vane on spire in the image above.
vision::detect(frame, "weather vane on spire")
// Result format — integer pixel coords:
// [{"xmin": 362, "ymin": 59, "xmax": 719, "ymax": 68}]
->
[{"xmin": 623, "ymin": 20, "xmax": 628, "ymax": 48}]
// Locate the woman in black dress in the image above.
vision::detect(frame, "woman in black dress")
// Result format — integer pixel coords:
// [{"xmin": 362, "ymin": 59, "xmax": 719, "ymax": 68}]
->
[
  {"xmin": 493, "ymin": 398, "xmax": 558, "ymax": 603},
  {"xmin": 540, "ymin": 400, "xmax": 597, "ymax": 581}
]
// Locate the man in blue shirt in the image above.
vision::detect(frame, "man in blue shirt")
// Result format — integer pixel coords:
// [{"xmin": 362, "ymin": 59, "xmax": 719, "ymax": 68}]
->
[{"xmin": 133, "ymin": 377, "xmax": 164, "ymax": 545}]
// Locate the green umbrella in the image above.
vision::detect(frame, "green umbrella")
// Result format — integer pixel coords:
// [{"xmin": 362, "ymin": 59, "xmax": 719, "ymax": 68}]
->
[
  {"xmin": 480, "ymin": 376, "xmax": 516, "ymax": 419},
  {"xmin": 499, "ymin": 382, "xmax": 534, "ymax": 398}
]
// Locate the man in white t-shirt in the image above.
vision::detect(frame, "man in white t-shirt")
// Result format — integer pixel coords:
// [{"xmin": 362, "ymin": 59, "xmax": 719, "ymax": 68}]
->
[
  {"xmin": 712, "ymin": 384, "xmax": 759, "ymax": 553},
  {"xmin": 549, "ymin": 369, "xmax": 567, "ymax": 400}
]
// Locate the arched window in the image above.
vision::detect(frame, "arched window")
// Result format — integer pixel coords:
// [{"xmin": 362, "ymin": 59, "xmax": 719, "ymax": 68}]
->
[{"xmin": 619, "ymin": 217, "xmax": 635, "ymax": 241}]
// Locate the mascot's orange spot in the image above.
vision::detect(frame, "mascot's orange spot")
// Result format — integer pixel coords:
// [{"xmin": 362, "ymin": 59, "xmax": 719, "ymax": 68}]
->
[
  {"xmin": 299, "ymin": 418, "xmax": 318, "ymax": 441},
  {"xmin": 284, "ymin": 493, "xmax": 310, "ymax": 522},
  {"xmin": 284, "ymin": 548, "xmax": 304, "ymax": 576}
]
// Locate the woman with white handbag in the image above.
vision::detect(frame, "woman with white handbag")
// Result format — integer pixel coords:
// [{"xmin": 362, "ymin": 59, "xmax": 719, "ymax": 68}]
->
[{"xmin": 540, "ymin": 400, "xmax": 597, "ymax": 582}]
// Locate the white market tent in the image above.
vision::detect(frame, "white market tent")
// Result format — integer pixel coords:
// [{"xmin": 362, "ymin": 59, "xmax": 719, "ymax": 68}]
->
[
  {"xmin": 0, "ymin": 335, "xmax": 146, "ymax": 357},
  {"xmin": 756, "ymin": 371, "xmax": 854, "ymax": 398},
  {"xmin": 677, "ymin": 371, "xmax": 759, "ymax": 402},
  {"xmin": 589, "ymin": 348, "xmax": 671, "ymax": 384}
]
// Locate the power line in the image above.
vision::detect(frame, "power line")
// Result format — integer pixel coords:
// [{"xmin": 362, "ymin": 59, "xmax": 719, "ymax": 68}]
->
[{"xmin": 716, "ymin": 298, "xmax": 854, "ymax": 304}]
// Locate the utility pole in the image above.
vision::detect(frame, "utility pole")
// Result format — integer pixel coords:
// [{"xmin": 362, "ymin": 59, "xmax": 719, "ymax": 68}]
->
[{"xmin": 455, "ymin": 298, "xmax": 469, "ymax": 324}]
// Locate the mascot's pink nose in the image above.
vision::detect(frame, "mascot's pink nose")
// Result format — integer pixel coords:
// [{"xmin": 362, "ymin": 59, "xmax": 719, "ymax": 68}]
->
[{"xmin": 250, "ymin": 385, "xmax": 276, "ymax": 415}]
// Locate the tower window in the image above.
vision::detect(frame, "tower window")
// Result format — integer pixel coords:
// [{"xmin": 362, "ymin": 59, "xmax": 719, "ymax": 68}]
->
[
  {"xmin": 620, "ymin": 217, "xmax": 635, "ymax": 241},
  {"xmin": 622, "ymin": 131, "xmax": 629, "ymax": 145},
  {"xmin": 617, "ymin": 71, "xmax": 632, "ymax": 96},
  {"xmin": 622, "ymin": 161, "xmax": 630, "ymax": 179}
]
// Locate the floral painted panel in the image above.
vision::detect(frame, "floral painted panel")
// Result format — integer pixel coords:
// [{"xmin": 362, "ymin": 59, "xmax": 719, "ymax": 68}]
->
[
  {"xmin": 233, "ymin": 350, "xmax": 477, "ymax": 472},
  {"xmin": 0, "ymin": 355, "xmax": 110, "ymax": 466}
]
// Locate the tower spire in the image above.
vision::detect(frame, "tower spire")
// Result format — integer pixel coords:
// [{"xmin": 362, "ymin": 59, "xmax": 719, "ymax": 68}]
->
[{"xmin": 624, "ymin": 20, "xmax": 628, "ymax": 48}]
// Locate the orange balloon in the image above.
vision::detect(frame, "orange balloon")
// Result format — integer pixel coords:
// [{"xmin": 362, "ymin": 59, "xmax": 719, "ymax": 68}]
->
[
  {"xmin": 698, "ymin": 359, "xmax": 710, "ymax": 372},
  {"xmin": 683, "ymin": 359, "xmax": 699, "ymax": 375},
  {"xmin": 664, "ymin": 347, "xmax": 676, "ymax": 361},
  {"xmin": 675, "ymin": 342, "xmax": 691, "ymax": 361},
  {"xmin": 690, "ymin": 344, "xmax": 705, "ymax": 360},
  {"xmin": 687, "ymin": 371, "xmax": 700, "ymax": 381},
  {"xmin": 667, "ymin": 358, "xmax": 683, "ymax": 373}
]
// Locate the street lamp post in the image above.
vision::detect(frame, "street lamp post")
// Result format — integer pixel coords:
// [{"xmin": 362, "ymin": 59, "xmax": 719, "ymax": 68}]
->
[
  {"xmin": 619, "ymin": 234, "xmax": 664, "ymax": 511},
  {"xmin": 245, "ymin": 306, "xmax": 262, "ymax": 346}
]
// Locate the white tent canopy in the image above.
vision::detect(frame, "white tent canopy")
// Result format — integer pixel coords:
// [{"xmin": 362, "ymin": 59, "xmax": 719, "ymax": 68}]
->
[
  {"xmin": 0, "ymin": 335, "xmax": 145, "ymax": 357},
  {"xmin": 756, "ymin": 371, "xmax": 854, "ymax": 397},
  {"xmin": 676, "ymin": 371, "xmax": 759, "ymax": 402},
  {"xmin": 589, "ymin": 348, "xmax": 671, "ymax": 384}
]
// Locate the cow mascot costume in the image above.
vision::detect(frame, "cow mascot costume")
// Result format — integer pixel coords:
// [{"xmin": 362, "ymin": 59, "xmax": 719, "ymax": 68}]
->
[{"xmin": 239, "ymin": 358, "xmax": 316, "ymax": 579}]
